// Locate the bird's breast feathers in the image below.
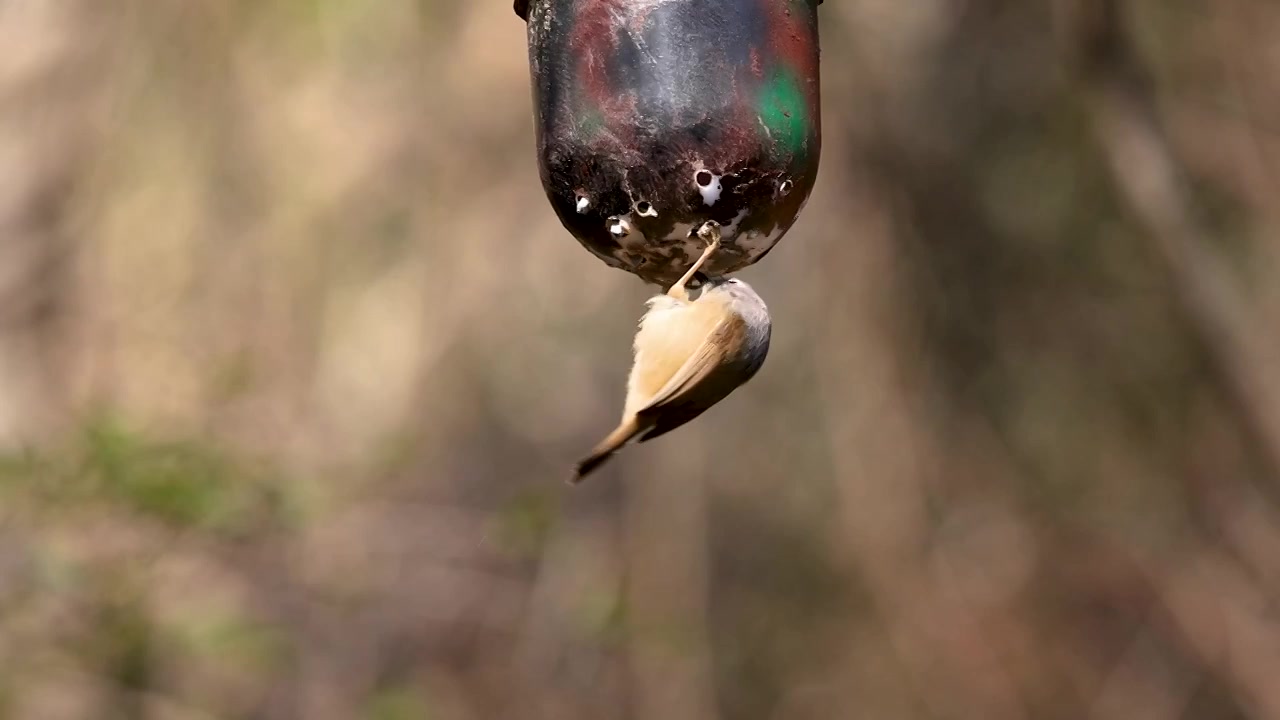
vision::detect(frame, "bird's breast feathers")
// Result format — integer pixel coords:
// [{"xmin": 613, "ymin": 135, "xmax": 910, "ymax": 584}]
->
[{"xmin": 626, "ymin": 294, "xmax": 741, "ymax": 415}]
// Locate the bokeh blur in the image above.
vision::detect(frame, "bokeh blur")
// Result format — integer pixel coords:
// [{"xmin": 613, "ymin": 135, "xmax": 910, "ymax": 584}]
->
[{"xmin": 2, "ymin": 1, "xmax": 1279, "ymax": 718}]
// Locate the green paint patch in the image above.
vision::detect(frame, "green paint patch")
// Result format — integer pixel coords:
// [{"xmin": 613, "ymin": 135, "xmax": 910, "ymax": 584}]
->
[
  {"xmin": 576, "ymin": 108, "xmax": 606, "ymax": 141},
  {"xmin": 758, "ymin": 69, "xmax": 809, "ymax": 155}
]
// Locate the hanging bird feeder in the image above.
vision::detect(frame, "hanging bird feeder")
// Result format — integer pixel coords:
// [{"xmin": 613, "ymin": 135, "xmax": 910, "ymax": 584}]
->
[{"xmin": 515, "ymin": 0, "xmax": 824, "ymax": 287}]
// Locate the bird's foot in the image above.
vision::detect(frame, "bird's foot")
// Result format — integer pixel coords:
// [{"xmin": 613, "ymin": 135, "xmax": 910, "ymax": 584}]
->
[{"xmin": 669, "ymin": 221, "xmax": 722, "ymax": 299}]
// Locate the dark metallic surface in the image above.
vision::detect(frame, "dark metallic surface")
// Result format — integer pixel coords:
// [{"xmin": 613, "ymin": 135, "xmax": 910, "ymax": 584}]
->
[
  {"xmin": 518, "ymin": 0, "xmax": 823, "ymax": 286},
  {"xmin": 515, "ymin": 0, "xmax": 821, "ymax": 21}
]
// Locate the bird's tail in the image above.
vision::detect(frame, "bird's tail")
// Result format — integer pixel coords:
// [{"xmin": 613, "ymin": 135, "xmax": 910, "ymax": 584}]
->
[{"xmin": 571, "ymin": 415, "xmax": 646, "ymax": 484}]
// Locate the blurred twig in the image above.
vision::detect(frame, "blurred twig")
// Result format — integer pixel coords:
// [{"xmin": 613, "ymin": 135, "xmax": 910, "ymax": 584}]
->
[
  {"xmin": 1056, "ymin": 3, "xmax": 1280, "ymax": 714},
  {"xmin": 1154, "ymin": 549, "xmax": 1280, "ymax": 718},
  {"xmin": 1057, "ymin": 0, "xmax": 1280, "ymax": 485},
  {"xmin": 624, "ymin": 459, "xmax": 719, "ymax": 720}
]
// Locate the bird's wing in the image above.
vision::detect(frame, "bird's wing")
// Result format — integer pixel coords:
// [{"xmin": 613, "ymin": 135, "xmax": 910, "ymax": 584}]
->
[
  {"xmin": 636, "ymin": 313, "xmax": 747, "ymax": 417},
  {"xmin": 627, "ymin": 295, "xmax": 725, "ymax": 414}
]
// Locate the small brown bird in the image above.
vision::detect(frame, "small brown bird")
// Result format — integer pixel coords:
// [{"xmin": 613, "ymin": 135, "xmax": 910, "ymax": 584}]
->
[{"xmin": 571, "ymin": 222, "xmax": 772, "ymax": 483}]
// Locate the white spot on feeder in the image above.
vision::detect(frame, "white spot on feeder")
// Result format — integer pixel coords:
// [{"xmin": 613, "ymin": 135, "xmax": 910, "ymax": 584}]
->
[
  {"xmin": 695, "ymin": 170, "xmax": 722, "ymax": 206},
  {"xmin": 722, "ymin": 208, "xmax": 749, "ymax": 238},
  {"xmin": 576, "ymin": 195, "xmax": 591, "ymax": 213},
  {"xmin": 608, "ymin": 215, "xmax": 631, "ymax": 237},
  {"xmin": 778, "ymin": 179, "xmax": 793, "ymax": 197}
]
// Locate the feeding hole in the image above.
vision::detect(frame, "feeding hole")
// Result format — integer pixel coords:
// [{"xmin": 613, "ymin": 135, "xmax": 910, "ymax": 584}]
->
[
  {"xmin": 779, "ymin": 179, "xmax": 794, "ymax": 196},
  {"xmin": 608, "ymin": 216, "xmax": 631, "ymax": 237},
  {"xmin": 695, "ymin": 171, "xmax": 723, "ymax": 206},
  {"xmin": 635, "ymin": 201, "xmax": 657, "ymax": 217}
]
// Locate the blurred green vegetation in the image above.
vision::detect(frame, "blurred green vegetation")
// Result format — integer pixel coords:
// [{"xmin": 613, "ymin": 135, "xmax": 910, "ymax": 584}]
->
[{"xmin": 0, "ymin": 417, "xmax": 296, "ymax": 535}]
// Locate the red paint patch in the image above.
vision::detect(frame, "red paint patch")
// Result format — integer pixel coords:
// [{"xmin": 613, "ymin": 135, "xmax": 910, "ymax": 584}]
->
[
  {"xmin": 568, "ymin": 0, "xmax": 626, "ymax": 111},
  {"xmin": 759, "ymin": 0, "xmax": 821, "ymax": 117}
]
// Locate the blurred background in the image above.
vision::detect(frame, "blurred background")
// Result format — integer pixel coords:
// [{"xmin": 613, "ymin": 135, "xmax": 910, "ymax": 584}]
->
[{"xmin": 2, "ymin": 0, "xmax": 1279, "ymax": 718}]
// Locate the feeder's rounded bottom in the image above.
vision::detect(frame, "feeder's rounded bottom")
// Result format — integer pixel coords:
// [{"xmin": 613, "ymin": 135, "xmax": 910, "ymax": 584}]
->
[
  {"xmin": 523, "ymin": 0, "xmax": 823, "ymax": 285},
  {"xmin": 543, "ymin": 148, "xmax": 814, "ymax": 287}
]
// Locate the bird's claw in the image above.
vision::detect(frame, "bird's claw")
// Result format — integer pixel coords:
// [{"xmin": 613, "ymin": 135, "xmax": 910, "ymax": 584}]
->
[{"xmin": 669, "ymin": 222, "xmax": 723, "ymax": 298}]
